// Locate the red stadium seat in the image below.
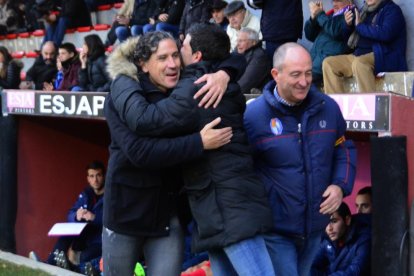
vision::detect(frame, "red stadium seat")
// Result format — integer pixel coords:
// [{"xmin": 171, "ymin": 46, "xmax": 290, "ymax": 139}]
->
[
  {"xmin": 94, "ymin": 24, "xmax": 110, "ymax": 31},
  {"xmin": 12, "ymin": 51, "xmax": 25, "ymax": 59},
  {"xmin": 97, "ymin": 4, "xmax": 112, "ymax": 11},
  {"xmin": 26, "ymin": 51, "xmax": 39, "ymax": 58}
]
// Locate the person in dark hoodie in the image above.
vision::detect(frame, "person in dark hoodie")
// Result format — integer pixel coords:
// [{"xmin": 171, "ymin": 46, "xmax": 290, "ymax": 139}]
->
[
  {"xmin": 209, "ymin": 0, "xmax": 228, "ymax": 31},
  {"xmin": 0, "ymin": 46, "xmax": 23, "ymax": 89},
  {"xmin": 20, "ymin": 41, "xmax": 57, "ymax": 90},
  {"xmin": 178, "ymin": 0, "xmax": 212, "ymax": 41},
  {"xmin": 78, "ymin": 34, "xmax": 111, "ymax": 92},
  {"xmin": 311, "ymin": 202, "xmax": 371, "ymax": 276},
  {"xmin": 143, "ymin": 0, "xmax": 185, "ymax": 38},
  {"xmin": 108, "ymin": 23, "xmax": 275, "ymax": 276},
  {"xmin": 115, "ymin": 0, "xmax": 158, "ymax": 42},
  {"xmin": 235, "ymin": 27, "xmax": 270, "ymax": 94},
  {"xmin": 43, "ymin": 42, "xmax": 81, "ymax": 91}
]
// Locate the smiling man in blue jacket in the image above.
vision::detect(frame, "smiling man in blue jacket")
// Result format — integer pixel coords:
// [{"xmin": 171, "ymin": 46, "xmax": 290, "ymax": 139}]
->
[{"xmin": 244, "ymin": 42, "xmax": 357, "ymax": 276}]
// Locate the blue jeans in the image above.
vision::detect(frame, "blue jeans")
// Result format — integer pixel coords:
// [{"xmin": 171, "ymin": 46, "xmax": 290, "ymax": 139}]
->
[
  {"xmin": 102, "ymin": 215, "xmax": 184, "ymax": 276},
  {"xmin": 264, "ymin": 231, "xmax": 323, "ymax": 276},
  {"xmin": 115, "ymin": 25, "xmax": 144, "ymax": 42},
  {"xmin": 143, "ymin": 22, "xmax": 179, "ymax": 38},
  {"xmin": 44, "ymin": 16, "xmax": 70, "ymax": 47},
  {"xmin": 209, "ymin": 235, "xmax": 275, "ymax": 276}
]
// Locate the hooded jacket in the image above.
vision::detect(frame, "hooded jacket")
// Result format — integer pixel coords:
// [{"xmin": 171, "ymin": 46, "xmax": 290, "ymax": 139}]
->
[
  {"xmin": 244, "ymin": 81, "xmax": 357, "ymax": 237},
  {"xmin": 104, "ymin": 38, "xmax": 203, "ymax": 237},
  {"xmin": 311, "ymin": 214, "xmax": 371, "ymax": 275},
  {"xmin": 78, "ymin": 55, "xmax": 111, "ymax": 92},
  {"xmin": 109, "ymin": 54, "xmax": 273, "ymax": 252}
]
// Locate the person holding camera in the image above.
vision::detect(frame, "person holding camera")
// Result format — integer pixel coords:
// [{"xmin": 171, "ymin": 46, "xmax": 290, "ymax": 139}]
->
[{"xmin": 304, "ymin": 0, "xmax": 354, "ymax": 84}]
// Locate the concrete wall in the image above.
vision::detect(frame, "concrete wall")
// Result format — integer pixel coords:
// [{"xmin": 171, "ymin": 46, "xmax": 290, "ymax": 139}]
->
[{"xmin": 242, "ymin": 0, "xmax": 414, "ymax": 70}]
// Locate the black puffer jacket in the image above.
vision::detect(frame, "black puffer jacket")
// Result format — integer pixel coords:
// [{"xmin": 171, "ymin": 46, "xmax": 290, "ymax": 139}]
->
[
  {"xmin": 104, "ymin": 38, "xmax": 203, "ymax": 237},
  {"xmin": 78, "ymin": 55, "xmax": 111, "ymax": 92},
  {"xmin": 152, "ymin": 0, "xmax": 185, "ymax": 25},
  {"xmin": 130, "ymin": 0, "xmax": 158, "ymax": 26},
  {"xmin": 261, "ymin": 0, "xmax": 303, "ymax": 42},
  {"xmin": 0, "ymin": 60, "xmax": 23, "ymax": 89},
  {"xmin": 111, "ymin": 61, "xmax": 273, "ymax": 252},
  {"xmin": 179, "ymin": 0, "xmax": 211, "ymax": 35}
]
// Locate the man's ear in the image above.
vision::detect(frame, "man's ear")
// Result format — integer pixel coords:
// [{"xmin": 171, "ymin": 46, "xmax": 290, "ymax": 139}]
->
[
  {"xmin": 193, "ymin": 51, "xmax": 202, "ymax": 63},
  {"xmin": 140, "ymin": 61, "xmax": 149, "ymax": 73},
  {"xmin": 270, "ymin": 68, "xmax": 279, "ymax": 81}
]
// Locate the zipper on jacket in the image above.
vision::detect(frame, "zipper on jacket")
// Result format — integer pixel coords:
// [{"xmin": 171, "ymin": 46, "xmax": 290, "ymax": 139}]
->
[{"xmin": 298, "ymin": 123, "xmax": 302, "ymax": 133}]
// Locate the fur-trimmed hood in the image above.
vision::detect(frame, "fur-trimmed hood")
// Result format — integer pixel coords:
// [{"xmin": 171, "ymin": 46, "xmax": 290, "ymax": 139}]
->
[{"xmin": 106, "ymin": 37, "xmax": 140, "ymax": 81}]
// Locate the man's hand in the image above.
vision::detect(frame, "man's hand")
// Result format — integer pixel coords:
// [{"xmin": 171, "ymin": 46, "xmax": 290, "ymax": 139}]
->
[
  {"xmin": 194, "ymin": 70, "xmax": 229, "ymax": 108},
  {"xmin": 200, "ymin": 117, "xmax": 233, "ymax": 150},
  {"xmin": 76, "ymin": 208, "xmax": 87, "ymax": 221},
  {"xmin": 158, "ymin": 13, "xmax": 169, "ymax": 22},
  {"xmin": 19, "ymin": 81, "xmax": 34, "ymax": 90},
  {"xmin": 82, "ymin": 211, "xmax": 96, "ymax": 221},
  {"xmin": 309, "ymin": 1, "xmax": 323, "ymax": 19},
  {"xmin": 319, "ymin": 185, "xmax": 343, "ymax": 214},
  {"xmin": 344, "ymin": 10, "xmax": 354, "ymax": 26},
  {"xmin": 43, "ymin": 82, "xmax": 53, "ymax": 91}
]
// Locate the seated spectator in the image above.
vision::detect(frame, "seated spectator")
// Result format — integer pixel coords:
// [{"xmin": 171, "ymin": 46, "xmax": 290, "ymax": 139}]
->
[
  {"xmin": 104, "ymin": 0, "xmax": 134, "ymax": 47},
  {"xmin": 143, "ymin": 0, "xmax": 185, "ymax": 38},
  {"xmin": 311, "ymin": 202, "xmax": 371, "ymax": 276},
  {"xmin": 115, "ymin": 0, "xmax": 157, "ymax": 42},
  {"xmin": 235, "ymin": 27, "xmax": 270, "ymax": 94},
  {"xmin": 20, "ymin": 41, "xmax": 57, "ymax": 90},
  {"xmin": 178, "ymin": 0, "xmax": 212, "ymax": 41},
  {"xmin": 224, "ymin": 1, "xmax": 261, "ymax": 51},
  {"xmin": 209, "ymin": 0, "xmax": 228, "ymax": 31},
  {"xmin": 322, "ymin": 0, "xmax": 407, "ymax": 93},
  {"xmin": 78, "ymin": 34, "xmax": 111, "ymax": 92},
  {"xmin": 356, "ymin": 186, "xmax": 372, "ymax": 214},
  {"xmin": 0, "ymin": 0, "xmax": 19, "ymax": 35},
  {"xmin": 29, "ymin": 161, "xmax": 105, "ymax": 275},
  {"xmin": 0, "ymin": 46, "xmax": 23, "ymax": 89},
  {"xmin": 43, "ymin": 42, "xmax": 81, "ymax": 91},
  {"xmin": 304, "ymin": 0, "xmax": 353, "ymax": 84},
  {"xmin": 42, "ymin": 0, "xmax": 92, "ymax": 47}
]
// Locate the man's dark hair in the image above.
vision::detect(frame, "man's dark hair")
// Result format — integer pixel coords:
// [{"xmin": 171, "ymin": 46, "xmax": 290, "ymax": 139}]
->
[
  {"xmin": 86, "ymin": 160, "xmax": 106, "ymax": 174},
  {"xmin": 84, "ymin": 34, "xmax": 106, "ymax": 61},
  {"xmin": 336, "ymin": 202, "xmax": 351, "ymax": 221},
  {"xmin": 187, "ymin": 23, "xmax": 230, "ymax": 61},
  {"xmin": 357, "ymin": 186, "xmax": 372, "ymax": 196},
  {"xmin": 133, "ymin": 31, "xmax": 176, "ymax": 66}
]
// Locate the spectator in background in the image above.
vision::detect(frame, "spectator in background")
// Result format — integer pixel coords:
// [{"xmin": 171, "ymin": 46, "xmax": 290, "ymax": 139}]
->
[
  {"xmin": 143, "ymin": 0, "xmax": 185, "ymax": 38},
  {"xmin": 178, "ymin": 0, "xmax": 211, "ymax": 41},
  {"xmin": 115, "ymin": 0, "xmax": 157, "ymax": 42},
  {"xmin": 42, "ymin": 0, "xmax": 92, "ymax": 47},
  {"xmin": 224, "ymin": 1, "xmax": 261, "ymax": 51},
  {"xmin": 78, "ymin": 34, "xmax": 111, "ymax": 92},
  {"xmin": 30, "ymin": 161, "xmax": 106, "ymax": 275},
  {"xmin": 105, "ymin": 0, "xmax": 134, "ymax": 46},
  {"xmin": 236, "ymin": 27, "xmax": 270, "ymax": 94},
  {"xmin": 20, "ymin": 41, "xmax": 57, "ymax": 90},
  {"xmin": 0, "ymin": 0, "xmax": 19, "ymax": 35},
  {"xmin": 323, "ymin": 0, "xmax": 407, "ymax": 93},
  {"xmin": 250, "ymin": 0, "xmax": 303, "ymax": 59},
  {"xmin": 43, "ymin": 42, "xmax": 81, "ymax": 91},
  {"xmin": 209, "ymin": 0, "xmax": 228, "ymax": 31},
  {"xmin": 0, "ymin": 46, "xmax": 23, "ymax": 89},
  {"xmin": 311, "ymin": 202, "xmax": 371, "ymax": 275},
  {"xmin": 356, "ymin": 186, "xmax": 372, "ymax": 214},
  {"xmin": 304, "ymin": 0, "xmax": 353, "ymax": 84}
]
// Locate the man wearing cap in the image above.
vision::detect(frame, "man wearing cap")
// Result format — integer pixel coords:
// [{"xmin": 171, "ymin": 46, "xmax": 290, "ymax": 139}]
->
[
  {"xmin": 224, "ymin": 0, "xmax": 261, "ymax": 51},
  {"xmin": 209, "ymin": 0, "xmax": 228, "ymax": 31}
]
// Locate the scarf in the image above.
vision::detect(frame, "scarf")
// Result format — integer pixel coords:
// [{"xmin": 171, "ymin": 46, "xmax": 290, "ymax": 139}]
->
[{"xmin": 347, "ymin": 0, "xmax": 385, "ymax": 49}]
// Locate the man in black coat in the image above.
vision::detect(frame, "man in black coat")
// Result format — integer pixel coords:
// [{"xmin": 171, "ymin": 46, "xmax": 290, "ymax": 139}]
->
[
  {"xmin": 110, "ymin": 23, "xmax": 274, "ymax": 275},
  {"xmin": 20, "ymin": 41, "xmax": 57, "ymax": 90}
]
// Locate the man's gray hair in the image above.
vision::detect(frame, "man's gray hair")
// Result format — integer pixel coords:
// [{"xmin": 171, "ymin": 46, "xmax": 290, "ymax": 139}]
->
[
  {"xmin": 272, "ymin": 42, "xmax": 309, "ymax": 70},
  {"xmin": 239, "ymin": 27, "xmax": 260, "ymax": 42}
]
